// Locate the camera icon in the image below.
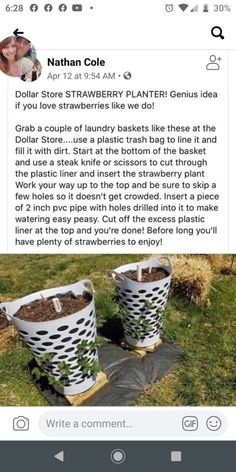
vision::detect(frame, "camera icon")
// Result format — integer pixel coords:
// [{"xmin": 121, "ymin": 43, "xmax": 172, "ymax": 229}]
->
[{"xmin": 13, "ymin": 416, "xmax": 29, "ymax": 431}]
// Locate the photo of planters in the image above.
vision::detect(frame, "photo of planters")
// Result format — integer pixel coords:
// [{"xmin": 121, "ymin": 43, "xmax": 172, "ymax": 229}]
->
[{"xmin": 0, "ymin": 254, "xmax": 235, "ymax": 407}]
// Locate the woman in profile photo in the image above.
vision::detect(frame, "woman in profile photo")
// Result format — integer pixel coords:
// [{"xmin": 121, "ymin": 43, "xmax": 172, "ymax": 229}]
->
[{"xmin": 0, "ymin": 36, "xmax": 34, "ymax": 78}]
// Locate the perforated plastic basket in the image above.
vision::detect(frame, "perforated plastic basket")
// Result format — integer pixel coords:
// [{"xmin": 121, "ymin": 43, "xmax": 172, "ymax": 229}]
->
[
  {"xmin": 112, "ymin": 257, "xmax": 172, "ymax": 347},
  {"xmin": 0, "ymin": 280, "xmax": 98, "ymax": 395}
]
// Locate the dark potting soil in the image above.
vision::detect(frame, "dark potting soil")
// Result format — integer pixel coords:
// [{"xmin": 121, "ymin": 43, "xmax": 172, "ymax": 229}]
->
[
  {"xmin": 0, "ymin": 311, "xmax": 9, "ymax": 331},
  {"xmin": 123, "ymin": 267, "xmax": 169, "ymax": 283},
  {"xmin": 15, "ymin": 292, "xmax": 92, "ymax": 322}
]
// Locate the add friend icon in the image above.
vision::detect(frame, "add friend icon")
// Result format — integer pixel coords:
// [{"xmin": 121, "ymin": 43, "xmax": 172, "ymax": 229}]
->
[{"xmin": 206, "ymin": 55, "xmax": 221, "ymax": 71}]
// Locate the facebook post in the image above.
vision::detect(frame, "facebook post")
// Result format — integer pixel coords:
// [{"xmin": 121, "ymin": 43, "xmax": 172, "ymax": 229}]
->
[
  {"xmin": 0, "ymin": 49, "xmax": 235, "ymax": 252},
  {"xmin": 0, "ymin": 2, "xmax": 235, "ymax": 465}
]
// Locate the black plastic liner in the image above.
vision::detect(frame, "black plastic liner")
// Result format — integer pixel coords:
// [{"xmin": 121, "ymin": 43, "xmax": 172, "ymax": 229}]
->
[{"xmin": 29, "ymin": 339, "xmax": 182, "ymax": 406}]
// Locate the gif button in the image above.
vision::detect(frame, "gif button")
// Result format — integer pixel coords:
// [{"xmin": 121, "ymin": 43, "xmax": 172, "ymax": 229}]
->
[{"xmin": 182, "ymin": 416, "xmax": 198, "ymax": 431}]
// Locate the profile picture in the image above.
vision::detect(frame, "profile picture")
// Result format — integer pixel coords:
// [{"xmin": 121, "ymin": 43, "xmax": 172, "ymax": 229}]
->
[
  {"xmin": 21, "ymin": 59, "xmax": 42, "ymax": 82},
  {"xmin": 0, "ymin": 34, "xmax": 42, "ymax": 82}
]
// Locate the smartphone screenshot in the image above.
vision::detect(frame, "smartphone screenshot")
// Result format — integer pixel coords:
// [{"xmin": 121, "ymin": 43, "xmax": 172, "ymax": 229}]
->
[{"xmin": 0, "ymin": 1, "xmax": 235, "ymax": 470}]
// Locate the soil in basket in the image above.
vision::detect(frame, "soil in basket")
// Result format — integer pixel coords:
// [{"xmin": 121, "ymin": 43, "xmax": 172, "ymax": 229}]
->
[
  {"xmin": 15, "ymin": 292, "xmax": 92, "ymax": 322},
  {"xmin": 0, "ymin": 311, "xmax": 9, "ymax": 331},
  {"xmin": 123, "ymin": 267, "xmax": 169, "ymax": 283}
]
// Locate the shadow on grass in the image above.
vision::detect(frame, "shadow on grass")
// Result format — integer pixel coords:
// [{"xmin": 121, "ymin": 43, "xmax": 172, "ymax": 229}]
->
[{"xmin": 98, "ymin": 317, "xmax": 124, "ymax": 343}]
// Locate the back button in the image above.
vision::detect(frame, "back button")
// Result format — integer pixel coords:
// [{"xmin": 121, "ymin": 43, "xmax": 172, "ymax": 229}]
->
[{"xmin": 54, "ymin": 451, "xmax": 64, "ymax": 463}]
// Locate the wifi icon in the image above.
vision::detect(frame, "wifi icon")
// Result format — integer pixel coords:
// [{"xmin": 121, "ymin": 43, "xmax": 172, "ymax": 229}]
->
[{"xmin": 179, "ymin": 3, "xmax": 189, "ymax": 11}]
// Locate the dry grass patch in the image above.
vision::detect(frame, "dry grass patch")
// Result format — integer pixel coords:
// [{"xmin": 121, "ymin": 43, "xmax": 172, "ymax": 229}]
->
[
  {"xmin": 0, "ymin": 327, "xmax": 17, "ymax": 353},
  {"xmin": 171, "ymin": 255, "xmax": 212, "ymax": 305},
  {"xmin": 205, "ymin": 255, "xmax": 236, "ymax": 274}
]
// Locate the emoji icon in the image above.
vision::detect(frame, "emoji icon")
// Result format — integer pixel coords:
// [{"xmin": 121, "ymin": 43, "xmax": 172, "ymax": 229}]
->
[{"xmin": 206, "ymin": 416, "xmax": 222, "ymax": 431}]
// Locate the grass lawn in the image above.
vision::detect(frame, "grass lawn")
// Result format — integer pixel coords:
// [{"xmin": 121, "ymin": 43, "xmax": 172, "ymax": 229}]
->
[{"xmin": 0, "ymin": 254, "xmax": 235, "ymax": 406}]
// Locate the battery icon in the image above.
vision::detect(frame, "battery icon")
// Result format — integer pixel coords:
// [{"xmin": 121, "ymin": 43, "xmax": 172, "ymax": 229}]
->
[
  {"xmin": 72, "ymin": 4, "xmax": 82, "ymax": 11},
  {"xmin": 203, "ymin": 3, "xmax": 209, "ymax": 12}
]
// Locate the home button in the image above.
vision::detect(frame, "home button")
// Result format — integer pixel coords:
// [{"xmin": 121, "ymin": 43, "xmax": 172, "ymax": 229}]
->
[{"xmin": 110, "ymin": 449, "xmax": 126, "ymax": 464}]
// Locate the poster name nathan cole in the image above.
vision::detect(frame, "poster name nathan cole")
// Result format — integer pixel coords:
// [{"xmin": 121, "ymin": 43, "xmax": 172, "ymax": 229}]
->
[{"xmin": 48, "ymin": 57, "xmax": 106, "ymax": 66}]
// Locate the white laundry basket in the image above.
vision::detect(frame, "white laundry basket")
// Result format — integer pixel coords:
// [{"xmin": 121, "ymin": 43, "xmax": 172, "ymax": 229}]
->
[
  {"xmin": 0, "ymin": 280, "xmax": 98, "ymax": 395},
  {"xmin": 112, "ymin": 257, "xmax": 172, "ymax": 347}
]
